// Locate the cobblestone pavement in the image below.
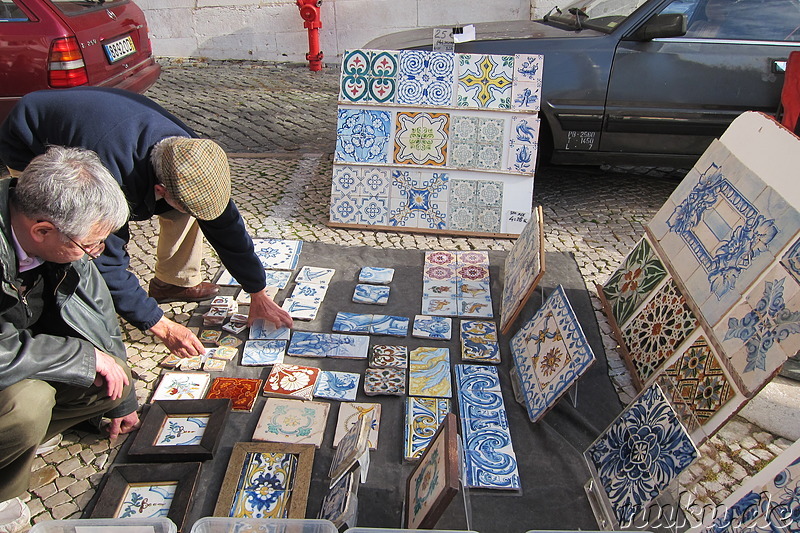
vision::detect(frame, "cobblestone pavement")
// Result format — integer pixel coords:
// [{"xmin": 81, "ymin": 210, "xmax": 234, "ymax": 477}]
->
[{"xmin": 18, "ymin": 60, "xmax": 793, "ymax": 529}]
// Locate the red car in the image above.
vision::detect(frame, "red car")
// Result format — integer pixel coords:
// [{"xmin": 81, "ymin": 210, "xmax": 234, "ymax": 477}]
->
[{"xmin": 0, "ymin": 0, "xmax": 160, "ymax": 123}]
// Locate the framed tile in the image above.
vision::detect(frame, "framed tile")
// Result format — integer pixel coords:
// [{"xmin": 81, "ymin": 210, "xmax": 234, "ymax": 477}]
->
[
  {"xmin": 460, "ymin": 320, "xmax": 500, "ymax": 363},
  {"xmin": 152, "ymin": 372, "xmax": 211, "ymax": 402},
  {"xmin": 408, "ymin": 347, "xmax": 451, "ymax": 398},
  {"xmin": 314, "ymin": 371, "xmax": 361, "ymax": 401},
  {"xmin": 370, "ymin": 344, "xmax": 408, "ymax": 369},
  {"xmin": 263, "ymin": 364, "xmax": 321, "ymax": 401},
  {"xmin": 509, "ymin": 285, "xmax": 596, "ymax": 422},
  {"xmin": 335, "ymin": 108, "xmax": 391, "ymax": 164},
  {"xmin": 128, "ymin": 399, "xmax": 230, "ymax": 462},
  {"xmin": 404, "ymin": 397, "xmax": 450, "ymax": 461},
  {"xmin": 359, "ymin": 266, "xmax": 395, "ymax": 284},
  {"xmin": 249, "ymin": 319, "xmax": 291, "ymax": 340},
  {"xmin": 397, "ymin": 50, "xmax": 455, "ymax": 107},
  {"xmin": 353, "ymin": 283, "xmax": 390, "ymax": 305},
  {"xmin": 585, "ymin": 384, "xmax": 698, "ymax": 528},
  {"xmin": 329, "ymin": 412, "xmax": 372, "ymax": 486},
  {"xmin": 412, "ymin": 315, "xmax": 452, "ymax": 340},
  {"xmin": 206, "ymin": 377, "xmax": 263, "ymax": 412},
  {"xmin": 364, "ymin": 367, "xmax": 406, "ymax": 396},
  {"xmin": 394, "ymin": 112, "xmax": 449, "ymax": 166},
  {"xmin": 213, "ymin": 442, "xmax": 314, "ymax": 520},
  {"xmin": 404, "ymin": 413, "xmax": 459, "ymax": 529},
  {"xmin": 295, "ymin": 266, "xmax": 336, "ymax": 285},
  {"xmin": 89, "ymin": 462, "xmax": 201, "ymax": 530},
  {"xmin": 241, "ymin": 340, "xmax": 286, "ymax": 366},
  {"xmin": 334, "ymin": 402, "xmax": 382, "ymax": 450},
  {"xmin": 253, "ymin": 398, "xmax": 331, "ymax": 448},
  {"xmin": 369, "ymin": 314, "xmax": 410, "ymax": 337}
]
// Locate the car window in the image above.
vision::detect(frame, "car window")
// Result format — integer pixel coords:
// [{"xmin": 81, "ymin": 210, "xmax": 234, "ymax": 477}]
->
[
  {"xmin": 661, "ymin": 0, "xmax": 800, "ymax": 41},
  {"xmin": 545, "ymin": 0, "xmax": 651, "ymax": 32},
  {"xmin": 50, "ymin": 0, "xmax": 129, "ymax": 16},
  {"xmin": 0, "ymin": 0, "xmax": 28, "ymax": 21}
]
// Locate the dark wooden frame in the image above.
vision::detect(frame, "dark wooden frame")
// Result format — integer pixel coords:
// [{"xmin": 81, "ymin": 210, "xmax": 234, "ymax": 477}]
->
[
  {"xmin": 404, "ymin": 413, "xmax": 460, "ymax": 529},
  {"xmin": 128, "ymin": 399, "xmax": 231, "ymax": 462},
  {"xmin": 213, "ymin": 442, "xmax": 315, "ymax": 519},
  {"xmin": 89, "ymin": 462, "xmax": 202, "ymax": 531}
]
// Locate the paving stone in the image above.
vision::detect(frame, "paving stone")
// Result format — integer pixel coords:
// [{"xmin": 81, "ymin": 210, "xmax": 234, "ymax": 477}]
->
[
  {"xmin": 55, "ymin": 457, "xmax": 81, "ymax": 477},
  {"xmin": 54, "ymin": 476, "xmax": 76, "ymax": 491},
  {"xmin": 51, "ymin": 501, "xmax": 79, "ymax": 520},
  {"xmin": 67, "ymin": 479, "xmax": 92, "ymax": 498},
  {"xmin": 28, "ymin": 466, "xmax": 58, "ymax": 490},
  {"xmin": 33, "ymin": 483, "xmax": 57, "ymax": 500},
  {"xmin": 43, "ymin": 490, "xmax": 71, "ymax": 508}
]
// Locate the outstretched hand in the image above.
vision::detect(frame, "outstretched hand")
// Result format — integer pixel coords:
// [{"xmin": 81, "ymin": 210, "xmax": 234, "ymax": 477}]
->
[
  {"xmin": 248, "ymin": 289, "xmax": 293, "ymax": 328},
  {"xmin": 149, "ymin": 316, "xmax": 205, "ymax": 358}
]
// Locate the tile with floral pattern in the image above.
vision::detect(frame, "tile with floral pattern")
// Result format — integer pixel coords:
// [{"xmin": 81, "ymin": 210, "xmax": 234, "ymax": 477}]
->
[
  {"xmin": 206, "ymin": 377, "xmax": 263, "ymax": 412},
  {"xmin": 263, "ymin": 364, "xmax": 321, "ymax": 401}
]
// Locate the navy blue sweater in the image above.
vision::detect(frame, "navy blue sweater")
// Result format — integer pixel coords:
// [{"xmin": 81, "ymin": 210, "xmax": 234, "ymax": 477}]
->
[{"xmin": 0, "ymin": 87, "xmax": 267, "ymax": 330}]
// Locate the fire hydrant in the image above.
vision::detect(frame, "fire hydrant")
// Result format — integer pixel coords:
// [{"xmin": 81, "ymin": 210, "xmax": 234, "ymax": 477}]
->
[{"xmin": 296, "ymin": 0, "xmax": 323, "ymax": 71}]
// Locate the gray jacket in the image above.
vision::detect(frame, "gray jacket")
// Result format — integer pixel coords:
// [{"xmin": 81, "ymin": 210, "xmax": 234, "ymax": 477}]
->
[{"xmin": 0, "ymin": 179, "xmax": 136, "ymax": 418}]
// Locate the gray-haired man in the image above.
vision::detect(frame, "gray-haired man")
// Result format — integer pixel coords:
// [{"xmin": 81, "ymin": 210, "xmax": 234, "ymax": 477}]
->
[{"xmin": 0, "ymin": 146, "xmax": 137, "ymax": 532}]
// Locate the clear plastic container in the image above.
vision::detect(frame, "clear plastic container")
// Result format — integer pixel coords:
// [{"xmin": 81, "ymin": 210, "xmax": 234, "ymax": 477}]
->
[
  {"xmin": 190, "ymin": 517, "xmax": 338, "ymax": 533},
  {"xmin": 29, "ymin": 517, "xmax": 177, "ymax": 533}
]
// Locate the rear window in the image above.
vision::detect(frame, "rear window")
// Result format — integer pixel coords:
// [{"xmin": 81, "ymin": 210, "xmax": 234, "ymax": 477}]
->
[
  {"xmin": 0, "ymin": 0, "xmax": 28, "ymax": 21},
  {"xmin": 50, "ymin": 0, "xmax": 129, "ymax": 16}
]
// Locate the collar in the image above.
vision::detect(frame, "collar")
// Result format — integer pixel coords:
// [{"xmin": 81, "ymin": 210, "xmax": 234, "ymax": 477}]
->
[{"xmin": 10, "ymin": 225, "xmax": 43, "ymax": 272}]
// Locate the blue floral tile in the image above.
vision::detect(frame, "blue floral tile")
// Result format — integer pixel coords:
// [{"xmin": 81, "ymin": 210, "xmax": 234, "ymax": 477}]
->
[
  {"xmin": 291, "ymin": 282, "xmax": 328, "ymax": 301},
  {"xmin": 330, "ymin": 194, "xmax": 360, "ymax": 225},
  {"xmin": 389, "ymin": 170, "xmax": 449, "ymax": 230},
  {"xmin": 241, "ymin": 340, "xmax": 287, "ymax": 366},
  {"xmin": 586, "ymin": 384, "xmax": 698, "ymax": 527},
  {"xmin": 353, "ymin": 284, "xmax": 390, "ymax": 305},
  {"xmin": 369, "ymin": 315, "xmax": 410, "ymax": 337},
  {"xmin": 331, "ymin": 165, "xmax": 362, "ymax": 197},
  {"xmin": 314, "ymin": 371, "xmax": 361, "ymax": 401},
  {"xmin": 456, "ymin": 54, "xmax": 513, "ymax": 109},
  {"xmin": 408, "ymin": 347, "xmax": 452, "ymax": 398},
  {"xmin": 295, "ymin": 266, "xmax": 336, "ymax": 285},
  {"xmin": 397, "ymin": 50, "xmax": 455, "ymax": 107},
  {"xmin": 359, "ymin": 267, "xmax": 395, "ymax": 284},
  {"xmin": 460, "ymin": 320, "xmax": 500, "ymax": 363},
  {"xmin": 412, "ymin": 315, "xmax": 453, "ymax": 340},
  {"xmin": 357, "ymin": 196, "xmax": 389, "ymax": 226},
  {"xmin": 227, "ymin": 450, "xmax": 297, "ymax": 518},
  {"xmin": 332, "ymin": 312, "xmax": 372, "ymax": 334},
  {"xmin": 404, "ymin": 397, "xmax": 450, "ymax": 460},
  {"xmin": 253, "ymin": 239, "xmax": 303, "ymax": 270},
  {"xmin": 336, "ymin": 108, "xmax": 391, "ymax": 164},
  {"xmin": 340, "ymin": 49, "xmax": 398, "ymax": 104}
]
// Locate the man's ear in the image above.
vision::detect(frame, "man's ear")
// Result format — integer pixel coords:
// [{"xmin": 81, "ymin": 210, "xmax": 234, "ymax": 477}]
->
[
  {"xmin": 154, "ymin": 184, "xmax": 167, "ymax": 197},
  {"xmin": 30, "ymin": 220, "xmax": 55, "ymax": 244}
]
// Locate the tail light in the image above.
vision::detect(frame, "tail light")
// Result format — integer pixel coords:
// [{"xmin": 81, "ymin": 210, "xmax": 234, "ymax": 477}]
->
[{"xmin": 48, "ymin": 37, "xmax": 89, "ymax": 87}]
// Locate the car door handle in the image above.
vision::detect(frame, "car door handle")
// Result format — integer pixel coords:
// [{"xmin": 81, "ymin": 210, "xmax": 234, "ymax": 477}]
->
[{"xmin": 773, "ymin": 59, "xmax": 787, "ymax": 73}]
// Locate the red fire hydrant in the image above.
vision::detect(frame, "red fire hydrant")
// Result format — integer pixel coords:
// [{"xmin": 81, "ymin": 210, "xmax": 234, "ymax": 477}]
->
[{"xmin": 296, "ymin": 0, "xmax": 323, "ymax": 72}]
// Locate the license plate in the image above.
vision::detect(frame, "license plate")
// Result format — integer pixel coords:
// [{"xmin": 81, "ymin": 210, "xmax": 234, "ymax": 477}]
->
[{"xmin": 103, "ymin": 35, "xmax": 136, "ymax": 63}]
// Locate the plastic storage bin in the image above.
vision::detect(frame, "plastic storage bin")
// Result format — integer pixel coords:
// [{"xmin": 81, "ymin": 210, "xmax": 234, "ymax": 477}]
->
[
  {"xmin": 190, "ymin": 517, "xmax": 338, "ymax": 533},
  {"xmin": 29, "ymin": 517, "xmax": 177, "ymax": 533}
]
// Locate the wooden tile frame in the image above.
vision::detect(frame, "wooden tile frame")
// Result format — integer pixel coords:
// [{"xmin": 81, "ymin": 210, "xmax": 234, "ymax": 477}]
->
[
  {"xmin": 213, "ymin": 442, "xmax": 315, "ymax": 520},
  {"xmin": 128, "ymin": 399, "xmax": 231, "ymax": 462}
]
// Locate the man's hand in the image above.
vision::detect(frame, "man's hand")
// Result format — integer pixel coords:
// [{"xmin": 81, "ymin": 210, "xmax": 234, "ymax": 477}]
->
[
  {"xmin": 248, "ymin": 289, "xmax": 293, "ymax": 328},
  {"xmin": 93, "ymin": 349, "xmax": 129, "ymax": 400},
  {"xmin": 148, "ymin": 316, "xmax": 205, "ymax": 358},
  {"xmin": 107, "ymin": 411, "xmax": 140, "ymax": 440}
]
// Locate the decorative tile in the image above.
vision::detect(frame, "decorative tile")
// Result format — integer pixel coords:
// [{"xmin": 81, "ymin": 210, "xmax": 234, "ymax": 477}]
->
[
  {"xmin": 457, "ymin": 263, "xmax": 489, "ymax": 282},
  {"xmin": 509, "ymin": 285, "xmax": 596, "ymax": 422},
  {"xmin": 425, "ymin": 250, "xmax": 457, "ymax": 266},
  {"xmin": 424, "ymin": 263, "xmax": 456, "ymax": 281},
  {"xmin": 211, "ymin": 346, "xmax": 239, "ymax": 361},
  {"xmin": 228, "ymin": 451, "xmax": 297, "ymax": 518},
  {"xmin": 714, "ymin": 265, "xmax": 800, "ymax": 396},
  {"xmin": 252, "ymin": 239, "xmax": 303, "ymax": 270},
  {"xmin": 456, "ymin": 54, "xmax": 513, "ymax": 109},
  {"xmin": 602, "ymin": 236, "xmax": 668, "ymax": 328},
  {"xmin": 780, "ymin": 237, "xmax": 800, "ymax": 284},
  {"xmin": 397, "ymin": 50, "xmax": 455, "ymax": 107},
  {"xmin": 622, "ymin": 279, "xmax": 698, "ymax": 385},
  {"xmin": 263, "ymin": 364, "xmax": 320, "ymax": 401},
  {"xmin": 249, "ymin": 319, "xmax": 291, "ymax": 340},
  {"xmin": 286, "ymin": 331, "xmax": 335, "ymax": 358},
  {"xmin": 421, "ymin": 295, "xmax": 457, "ymax": 317},
  {"xmin": 219, "ymin": 335, "xmax": 243, "ymax": 348},
  {"xmin": 458, "ymin": 297, "xmax": 493, "ymax": 318},
  {"xmin": 370, "ymin": 344, "xmax": 408, "ymax": 369},
  {"xmin": 295, "ymin": 266, "xmax": 336, "ymax": 285},
  {"xmin": 353, "ymin": 284, "xmax": 390, "ymax": 305},
  {"xmin": 662, "ymin": 335, "xmax": 734, "ymax": 431},
  {"xmin": 457, "ymin": 279, "xmax": 492, "ymax": 299},
  {"xmin": 586, "ymin": 384, "xmax": 698, "ymax": 527},
  {"xmin": 448, "ymin": 117, "xmax": 504, "ymax": 170},
  {"xmin": 253, "ymin": 398, "xmax": 330, "ymax": 448},
  {"xmin": 335, "ymin": 108, "xmax": 391, "ymax": 164},
  {"xmin": 364, "ymin": 367, "xmax": 406, "ymax": 396},
  {"xmin": 155, "ymin": 415, "xmax": 208, "ymax": 446},
  {"xmin": 359, "ymin": 266, "xmax": 395, "ymax": 284},
  {"xmin": 412, "ymin": 315, "xmax": 452, "ymax": 340},
  {"xmin": 318, "ymin": 466, "xmax": 359, "ymax": 528},
  {"xmin": 331, "ymin": 335, "xmax": 370, "ymax": 359},
  {"xmin": 291, "ymin": 282, "xmax": 328, "ymax": 301},
  {"xmin": 331, "ymin": 166, "xmax": 392, "ymax": 226},
  {"xmin": 506, "ymin": 115, "xmax": 540, "ymax": 174},
  {"xmin": 329, "ymin": 413, "xmax": 372, "ymax": 485},
  {"xmin": 340, "ymin": 49, "xmax": 398, "ymax": 104},
  {"xmin": 117, "ymin": 484, "xmax": 176, "ymax": 518},
  {"xmin": 152, "ymin": 372, "xmax": 211, "ymax": 401},
  {"xmin": 408, "ymin": 347, "xmax": 451, "ymax": 398},
  {"xmin": 404, "ymin": 397, "xmax": 450, "ymax": 461},
  {"xmin": 511, "ymin": 54, "xmax": 543, "ymax": 111},
  {"xmin": 241, "ymin": 340, "xmax": 286, "ymax": 366},
  {"xmin": 281, "ymin": 298, "xmax": 319, "ymax": 321},
  {"xmin": 206, "ymin": 377, "xmax": 262, "ymax": 412},
  {"xmin": 394, "ymin": 112, "xmax": 449, "ymax": 166},
  {"xmin": 332, "ymin": 312, "xmax": 372, "ymax": 334},
  {"xmin": 448, "ymin": 178, "xmax": 503, "ymax": 232},
  {"xmin": 264, "ymin": 269, "xmax": 292, "ymax": 289},
  {"xmin": 334, "ymin": 402, "xmax": 382, "ymax": 450},
  {"xmin": 370, "ymin": 314, "xmax": 410, "ymax": 337},
  {"xmin": 203, "ymin": 358, "xmax": 227, "ymax": 372},
  {"xmin": 200, "ymin": 329, "xmax": 222, "ymax": 345},
  {"xmin": 460, "ymin": 320, "xmax": 500, "ymax": 363},
  {"xmin": 329, "ymin": 194, "xmax": 360, "ymax": 225},
  {"xmin": 314, "ymin": 371, "xmax": 361, "ymax": 401},
  {"xmin": 216, "ymin": 269, "xmax": 240, "ymax": 286}
]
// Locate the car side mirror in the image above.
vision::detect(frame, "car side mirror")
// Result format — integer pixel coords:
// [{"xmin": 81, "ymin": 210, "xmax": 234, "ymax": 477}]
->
[{"xmin": 626, "ymin": 13, "xmax": 687, "ymax": 41}]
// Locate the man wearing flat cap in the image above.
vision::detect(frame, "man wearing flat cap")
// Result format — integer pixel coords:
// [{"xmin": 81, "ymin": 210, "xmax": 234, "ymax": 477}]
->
[{"xmin": 0, "ymin": 87, "xmax": 293, "ymax": 358}]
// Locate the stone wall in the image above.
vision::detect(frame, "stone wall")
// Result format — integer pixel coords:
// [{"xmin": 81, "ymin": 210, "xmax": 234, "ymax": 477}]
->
[{"xmin": 137, "ymin": 0, "xmax": 557, "ymax": 64}]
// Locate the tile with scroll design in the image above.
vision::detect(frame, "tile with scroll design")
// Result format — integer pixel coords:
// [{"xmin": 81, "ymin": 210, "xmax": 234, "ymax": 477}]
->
[
  {"xmin": 370, "ymin": 344, "xmax": 408, "ymax": 369},
  {"xmin": 152, "ymin": 372, "xmax": 211, "ymax": 402},
  {"xmin": 456, "ymin": 53, "xmax": 513, "ymax": 109},
  {"xmin": 334, "ymin": 402, "xmax": 382, "ymax": 450},
  {"xmin": 397, "ymin": 50, "xmax": 455, "ymax": 107},
  {"xmin": 394, "ymin": 112, "xmax": 449, "ymax": 167},
  {"xmin": 364, "ymin": 367, "xmax": 406, "ymax": 396},
  {"xmin": 389, "ymin": 170, "xmax": 449, "ymax": 230},
  {"xmin": 404, "ymin": 396, "xmax": 450, "ymax": 461},
  {"xmin": 228, "ymin": 450, "xmax": 297, "ymax": 518},
  {"xmin": 460, "ymin": 320, "xmax": 500, "ymax": 363},
  {"xmin": 340, "ymin": 49, "xmax": 398, "ymax": 104},
  {"xmin": 263, "ymin": 364, "xmax": 320, "ymax": 401},
  {"xmin": 253, "ymin": 398, "xmax": 330, "ymax": 448},
  {"xmin": 314, "ymin": 371, "xmax": 361, "ymax": 401},
  {"xmin": 205, "ymin": 377, "xmax": 262, "ymax": 412},
  {"xmin": 621, "ymin": 278, "xmax": 698, "ymax": 385},
  {"xmin": 408, "ymin": 347, "xmax": 452, "ymax": 398}
]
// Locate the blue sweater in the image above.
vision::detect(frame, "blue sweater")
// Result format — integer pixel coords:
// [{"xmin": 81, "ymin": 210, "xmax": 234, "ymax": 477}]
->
[{"xmin": 0, "ymin": 87, "xmax": 267, "ymax": 330}]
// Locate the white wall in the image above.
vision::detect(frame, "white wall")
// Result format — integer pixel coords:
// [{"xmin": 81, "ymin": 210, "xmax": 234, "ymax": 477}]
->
[{"xmin": 137, "ymin": 0, "xmax": 556, "ymax": 64}]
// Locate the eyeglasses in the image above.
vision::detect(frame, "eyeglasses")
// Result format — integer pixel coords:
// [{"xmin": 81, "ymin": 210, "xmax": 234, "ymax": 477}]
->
[{"xmin": 63, "ymin": 233, "xmax": 106, "ymax": 260}]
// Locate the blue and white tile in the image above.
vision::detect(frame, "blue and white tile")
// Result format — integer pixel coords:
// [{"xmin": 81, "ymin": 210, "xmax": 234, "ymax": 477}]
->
[
  {"xmin": 291, "ymin": 282, "xmax": 328, "ymax": 301},
  {"xmin": 314, "ymin": 371, "xmax": 361, "ymax": 401},
  {"xmin": 460, "ymin": 320, "xmax": 501, "ymax": 363},
  {"xmin": 353, "ymin": 284, "xmax": 390, "ymax": 305},
  {"xmin": 331, "ymin": 334, "xmax": 370, "ymax": 359},
  {"xmin": 332, "ymin": 312, "xmax": 372, "ymax": 333},
  {"xmin": 286, "ymin": 331, "xmax": 335, "ymax": 358},
  {"xmin": 476, "ymin": 180, "xmax": 504, "ymax": 208},
  {"xmin": 359, "ymin": 167, "xmax": 391, "ymax": 197},
  {"xmin": 370, "ymin": 315, "xmax": 410, "ymax": 337},
  {"xmin": 781, "ymin": 236, "xmax": 800, "ymax": 285},
  {"xmin": 241, "ymin": 340, "xmax": 287, "ymax": 366},
  {"xmin": 404, "ymin": 397, "xmax": 450, "ymax": 460},
  {"xmin": 249, "ymin": 319, "xmax": 291, "ymax": 340},
  {"xmin": 412, "ymin": 315, "xmax": 453, "ymax": 340},
  {"xmin": 155, "ymin": 416, "xmax": 208, "ymax": 446},
  {"xmin": 331, "ymin": 165, "xmax": 362, "ymax": 197},
  {"xmin": 263, "ymin": 270, "xmax": 292, "ymax": 289},
  {"xmin": 458, "ymin": 297, "xmax": 494, "ymax": 318},
  {"xmin": 330, "ymin": 194, "xmax": 360, "ymax": 224},
  {"xmin": 359, "ymin": 267, "xmax": 395, "ymax": 284},
  {"xmin": 216, "ymin": 269, "xmax": 240, "ymax": 286},
  {"xmin": 455, "ymin": 364, "xmax": 501, "ymax": 393},
  {"xmin": 295, "ymin": 266, "xmax": 336, "ymax": 285},
  {"xmin": 336, "ymin": 108, "xmax": 391, "ymax": 164},
  {"xmin": 397, "ymin": 50, "xmax": 455, "ymax": 107},
  {"xmin": 357, "ymin": 196, "xmax": 390, "ymax": 226},
  {"xmin": 253, "ymin": 239, "xmax": 303, "ymax": 270},
  {"xmin": 421, "ymin": 295, "xmax": 458, "ymax": 317},
  {"xmin": 117, "ymin": 484, "xmax": 176, "ymax": 518},
  {"xmin": 423, "ymin": 278, "xmax": 458, "ymax": 298},
  {"xmin": 281, "ymin": 298, "xmax": 319, "ymax": 321}
]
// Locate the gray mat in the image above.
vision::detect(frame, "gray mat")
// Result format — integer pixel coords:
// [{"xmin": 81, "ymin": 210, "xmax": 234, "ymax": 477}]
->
[{"xmin": 106, "ymin": 242, "xmax": 623, "ymax": 532}]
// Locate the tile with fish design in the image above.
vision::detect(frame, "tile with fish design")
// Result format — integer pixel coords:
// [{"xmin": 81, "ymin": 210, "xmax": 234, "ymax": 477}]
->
[
  {"xmin": 460, "ymin": 320, "xmax": 500, "ymax": 363},
  {"xmin": 253, "ymin": 398, "xmax": 330, "ymax": 448},
  {"xmin": 252, "ymin": 239, "xmax": 303, "ymax": 270},
  {"xmin": 404, "ymin": 396, "xmax": 450, "ymax": 461},
  {"xmin": 206, "ymin": 377, "xmax": 263, "ymax": 412},
  {"xmin": 364, "ymin": 367, "xmax": 406, "ymax": 396},
  {"xmin": 334, "ymin": 402, "xmax": 382, "ymax": 450},
  {"xmin": 369, "ymin": 344, "xmax": 408, "ymax": 369},
  {"xmin": 241, "ymin": 340, "xmax": 286, "ymax": 366},
  {"xmin": 314, "ymin": 371, "xmax": 361, "ymax": 401},
  {"xmin": 152, "ymin": 372, "xmax": 211, "ymax": 402},
  {"xmin": 408, "ymin": 347, "xmax": 452, "ymax": 398},
  {"xmin": 263, "ymin": 364, "xmax": 320, "ymax": 401}
]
